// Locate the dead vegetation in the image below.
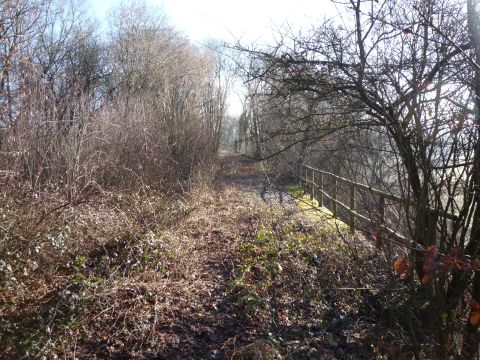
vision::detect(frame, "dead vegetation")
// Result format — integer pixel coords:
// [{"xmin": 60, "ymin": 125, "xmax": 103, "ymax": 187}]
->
[{"xmin": 0, "ymin": 154, "xmax": 417, "ymax": 359}]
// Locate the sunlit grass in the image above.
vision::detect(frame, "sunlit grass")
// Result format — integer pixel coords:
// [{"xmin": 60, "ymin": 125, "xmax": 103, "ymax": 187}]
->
[{"xmin": 286, "ymin": 184, "xmax": 350, "ymax": 233}]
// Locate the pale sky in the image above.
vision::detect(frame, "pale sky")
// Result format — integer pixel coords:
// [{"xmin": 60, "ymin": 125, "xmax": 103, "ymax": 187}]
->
[
  {"xmin": 88, "ymin": 0, "xmax": 337, "ymax": 43},
  {"xmin": 86, "ymin": 0, "xmax": 339, "ymax": 115}
]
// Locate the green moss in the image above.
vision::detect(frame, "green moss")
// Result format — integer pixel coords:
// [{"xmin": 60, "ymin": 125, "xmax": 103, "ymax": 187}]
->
[
  {"xmin": 286, "ymin": 184, "xmax": 350, "ymax": 233},
  {"xmin": 286, "ymin": 184, "xmax": 304, "ymax": 197}
]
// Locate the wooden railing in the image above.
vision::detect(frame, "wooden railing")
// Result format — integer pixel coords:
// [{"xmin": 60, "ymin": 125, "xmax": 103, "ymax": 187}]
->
[{"xmin": 295, "ymin": 164, "xmax": 459, "ymax": 250}]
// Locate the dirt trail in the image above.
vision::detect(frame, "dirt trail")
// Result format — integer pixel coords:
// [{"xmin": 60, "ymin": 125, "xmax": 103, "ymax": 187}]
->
[
  {"xmin": 148, "ymin": 153, "xmax": 279, "ymax": 359},
  {"xmin": 1, "ymin": 153, "xmax": 395, "ymax": 359},
  {"xmin": 122, "ymin": 153, "xmax": 388, "ymax": 359},
  {"xmin": 146, "ymin": 152, "xmax": 387, "ymax": 359}
]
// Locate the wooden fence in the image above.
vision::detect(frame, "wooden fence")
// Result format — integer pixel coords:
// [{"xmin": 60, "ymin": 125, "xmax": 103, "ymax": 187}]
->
[{"xmin": 295, "ymin": 164, "xmax": 458, "ymax": 250}]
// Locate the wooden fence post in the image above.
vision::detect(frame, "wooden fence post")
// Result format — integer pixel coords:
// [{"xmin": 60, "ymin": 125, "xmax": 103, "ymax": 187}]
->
[
  {"xmin": 379, "ymin": 196, "xmax": 385, "ymax": 224},
  {"xmin": 332, "ymin": 177, "xmax": 337, "ymax": 218},
  {"xmin": 311, "ymin": 171, "xmax": 315, "ymax": 201},
  {"xmin": 296, "ymin": 163, "xmax": 302, "ymax": 188},
  {"xmin": 299, "ymin": 164, "xmax": 303, "ymax": 190},
  {"xmin": 377, "ymin": 196, "xmax": 385, "ymax": 250},
  {"xmin": 303, "ymin": 166, "xmax": 307, "ymax": 192},
  {"xmin": 319, "ymin": 172, "xmax": 324, "ymax": 207},
  {"xmin": 349, "ymin": 184, "xmax": 355, "ymax": 234}
]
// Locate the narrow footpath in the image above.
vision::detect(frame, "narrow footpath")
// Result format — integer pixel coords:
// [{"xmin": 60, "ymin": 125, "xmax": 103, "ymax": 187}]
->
[
  {"xmin": 123, "ymin": 153, "xmax": 394, "ymax": 360},
  {"xmin": 1, "ymin": 153, "xmax": 399, "ymax": 359}
]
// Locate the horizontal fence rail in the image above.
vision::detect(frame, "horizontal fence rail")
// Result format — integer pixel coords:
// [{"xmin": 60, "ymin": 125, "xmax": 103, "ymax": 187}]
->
[{"xmin": 295, "ymin": 164, "xmax": 459, "ymax": 251}]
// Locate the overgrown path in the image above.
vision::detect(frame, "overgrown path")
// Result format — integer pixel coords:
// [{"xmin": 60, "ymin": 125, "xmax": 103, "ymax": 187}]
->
[
  {"xmin": 1, "ymin": 153, "xmax": 399, "ymax": 359},
  {"xmin": 147, "ymin": 154, "xmax": 275, "ymax": 359},
  {"xmin": 125, "ymin": 153, "xmax": 393, "ymax": 359},
  {"xmin": 142, "ymin": 153, "xmax": 290, "ymax": 359}
]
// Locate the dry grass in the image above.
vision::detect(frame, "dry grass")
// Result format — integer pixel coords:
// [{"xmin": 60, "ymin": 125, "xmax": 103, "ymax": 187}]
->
[
  {"xmin": 1, "ymin": 154, "xmax": 412, "ymax": 359},
  {"xmin": 0, "ymin": 185, "xmax": 192, "ymax": 357},
  {"xmin": 0, "ymin": 171, "xmax": 262, "ymax": 358}
]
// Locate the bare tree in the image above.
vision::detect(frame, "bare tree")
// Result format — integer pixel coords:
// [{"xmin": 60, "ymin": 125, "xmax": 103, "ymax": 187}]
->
[
  {"xmin": 0, "ymin": 0, "xmax": 228, "ymax": 194},
  {"xmin": 236, "ymin": 0, "xmax": 480, "ymax": 356}
]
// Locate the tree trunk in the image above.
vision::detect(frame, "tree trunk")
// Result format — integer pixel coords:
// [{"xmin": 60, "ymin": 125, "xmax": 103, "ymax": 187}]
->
[{"xmin": 461, "ymin": 1, "xmax": 480, "ymax": 358}]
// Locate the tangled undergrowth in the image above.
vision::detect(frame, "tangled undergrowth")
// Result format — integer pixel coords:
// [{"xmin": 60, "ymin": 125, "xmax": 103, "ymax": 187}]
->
[
  {"xmin": 1, "ymin": 155, "xmax": 419, "ymax": 359},
  {"xmin": 0, "ymin": 185, "xmax": 195, "ymax": 358},
  {"xmin": 230, "ymin": 205, "xmax": 414, "ymax": 359}
]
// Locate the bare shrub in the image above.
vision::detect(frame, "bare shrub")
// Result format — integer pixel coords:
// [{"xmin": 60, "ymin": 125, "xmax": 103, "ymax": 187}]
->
[{"xmin": 0, "ymin": 0, "xmax": 227, "ymax": 195}]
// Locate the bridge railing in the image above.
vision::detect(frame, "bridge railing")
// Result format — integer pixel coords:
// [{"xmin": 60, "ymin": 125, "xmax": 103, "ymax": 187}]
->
[{"xmin": 295, "ymin": 163, "xmax": 459, "ymax": 251}]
